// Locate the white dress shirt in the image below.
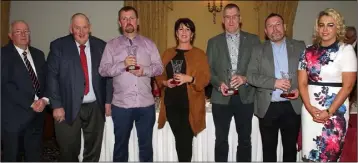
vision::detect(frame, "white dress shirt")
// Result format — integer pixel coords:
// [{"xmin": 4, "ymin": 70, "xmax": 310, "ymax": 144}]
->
[
  {"xmin": 75, "ymin": 40, "xmax": 96, "ymax": 103},
  {"xmin": 14, "ymin": 45, "xmax": 49, "ymax": 104}
]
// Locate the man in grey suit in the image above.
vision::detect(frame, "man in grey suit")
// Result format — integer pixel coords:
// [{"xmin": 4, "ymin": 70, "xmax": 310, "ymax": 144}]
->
[
  {"xmin": 247, "ymin": 13, "xmax": 306, "ymax": 162},
  {"xmin": 206, "ymin": 3, "xmax": 260, "ymax": 162}
]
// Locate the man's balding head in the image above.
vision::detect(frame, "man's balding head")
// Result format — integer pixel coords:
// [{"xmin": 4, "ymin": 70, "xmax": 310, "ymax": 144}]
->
[
  {"xmin": 69, "ymin": 13, "xmax": 91, "ymax": 45},
  {"xmin": 8, "ymin": 20, "xmax": 30, "ymax": 49},
  {"xmin": 345, "ymin": 26, "xmax": 357, "ymax": 44}
]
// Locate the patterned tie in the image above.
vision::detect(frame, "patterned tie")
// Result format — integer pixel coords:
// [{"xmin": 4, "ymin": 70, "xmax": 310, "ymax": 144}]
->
[
  {"xmin": 22, "ymin": 51, "xmax": 40, "ymax": 96},
  {"xmin": 79, "ymin": 45, "xmax": 89, "ymax": 95}
]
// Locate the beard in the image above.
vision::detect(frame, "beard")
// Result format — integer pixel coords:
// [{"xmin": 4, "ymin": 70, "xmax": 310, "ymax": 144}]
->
[
  {"xmin": 124, "ymin": 24, "xmax": 135, "ymax": 33},
  {"xmin": 269, "ymin": 32, "xmax": 284, "ymax": 42}
]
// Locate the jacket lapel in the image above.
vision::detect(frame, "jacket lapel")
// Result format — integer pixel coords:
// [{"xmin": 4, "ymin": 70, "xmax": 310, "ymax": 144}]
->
[
  {"xmin": 263, "ymin": 40, "xmax": 275, "ymax": 76},
  {"xmin": 219, "ymin": 33, "xmax": 231, "ymax": 68},
  {"xmin": 89, "ymin": 38, "xmax": 100, "ymax": 87},
  {"xmin": 285, "ymin": 39, "xmax": 295, "ymax": 73},
  {"xmin": 9, "ymin": 43, "xmax": 34, "ymax": 92},
  {"xmin": 29, "ymin": 47, "xmax": 42, "ymax": 79},
  {"xmin": 236, "ymin": 31, "xmax": 247, "ymax": 74}
]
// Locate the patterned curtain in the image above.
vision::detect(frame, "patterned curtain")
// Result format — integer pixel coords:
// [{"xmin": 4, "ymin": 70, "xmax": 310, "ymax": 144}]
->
[
  {"xmin": 123, "ymin": 0, "xmax": 173, "ymax": 54},
  {"xmin": 1, "ymin": 1, "xmax": 11, "ymax": 47},
  {"xmin": 254, "ymin": 1, "xmax": 299, "ymax": 41}
]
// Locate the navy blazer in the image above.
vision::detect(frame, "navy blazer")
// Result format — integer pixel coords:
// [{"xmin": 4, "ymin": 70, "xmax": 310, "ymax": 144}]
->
[
  {"xmin": 1, "ymin": 42, "xmax": 47, "ymax": 132},
  {"xmin": 46, "ymin": 35, "xmax": 112, "ymax": 123}
]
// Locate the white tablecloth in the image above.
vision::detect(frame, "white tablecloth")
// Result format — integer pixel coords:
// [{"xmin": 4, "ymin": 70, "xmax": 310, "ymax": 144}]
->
[{"xmin": 79, "ymin": 105, "xmax": 301, "ymax": 161}]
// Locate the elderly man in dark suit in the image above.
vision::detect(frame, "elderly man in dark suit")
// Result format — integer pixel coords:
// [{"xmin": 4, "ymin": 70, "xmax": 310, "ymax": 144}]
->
[
  {"xmin": 1, "ymin": 20, "xmax": 49, "ymax": 161},
  {"xmin": 247, "ymin": 13, "xmax": 306, "ymax": 162},
  {"xmin": 46, "ymin": 13, "xmax": 112, "ymax": 162},
  {"xmin": 206, "ymin": 3, "xmax": 261, "ymax": 162}
]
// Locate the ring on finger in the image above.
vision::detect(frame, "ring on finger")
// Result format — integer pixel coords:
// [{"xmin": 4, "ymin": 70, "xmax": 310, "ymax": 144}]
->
[{"xmin": 316, "ymin": 114, "xmax": 320, "ymax": 117}]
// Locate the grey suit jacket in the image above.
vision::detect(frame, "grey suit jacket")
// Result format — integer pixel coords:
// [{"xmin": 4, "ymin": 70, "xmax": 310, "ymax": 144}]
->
[
  {"xmin": 207, "ymin": 31, "xmax": 261, "ymax": 105},
  {"xmin": 247, "ymin": 39, "xmax": 306, "ymax": 118}
]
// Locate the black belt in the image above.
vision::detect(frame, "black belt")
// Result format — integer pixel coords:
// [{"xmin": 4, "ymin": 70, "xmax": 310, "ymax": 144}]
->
[
  {"xmin": 81, "ymin": 101, "xmax": 96, "ymax": 106},
  {"xmin": 271, "ymin": 101, "xmax": 290, "ymax": 104},
  {"xmin": 308, "ymin": 81, "xmax": 342, "ymax": 87}
]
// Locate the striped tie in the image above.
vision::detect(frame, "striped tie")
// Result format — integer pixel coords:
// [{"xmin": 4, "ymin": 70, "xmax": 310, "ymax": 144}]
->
[{"xmin": 22, "ymin": 51, "xmax": 40, "ymax": 96}]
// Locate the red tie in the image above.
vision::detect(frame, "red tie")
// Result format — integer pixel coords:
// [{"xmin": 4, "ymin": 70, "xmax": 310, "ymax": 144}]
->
[{"xmin": 79, "ymin": 45, "xmax": 89, "ymax": 95}]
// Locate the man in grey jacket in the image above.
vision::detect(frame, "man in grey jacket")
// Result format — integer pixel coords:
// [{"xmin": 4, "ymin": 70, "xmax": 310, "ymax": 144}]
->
[
  {"xmin": 206, "ymin": 3, "xmax": 260, "ymax": 162},
  {"xmin": 247, "ymin": 13, "xmax": 306, "ymax": 162}
]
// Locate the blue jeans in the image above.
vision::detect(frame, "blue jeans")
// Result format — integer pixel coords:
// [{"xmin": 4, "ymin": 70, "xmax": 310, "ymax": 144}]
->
[{"xmin": 111, "ymin": 104, "xmax": 155, "ymax": 162}]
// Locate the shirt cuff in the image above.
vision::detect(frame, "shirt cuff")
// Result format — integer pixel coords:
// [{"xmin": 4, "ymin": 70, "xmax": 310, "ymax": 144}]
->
[{"xmin": 41, "ymin": 97, "xmax": 50, "ymax": 105}]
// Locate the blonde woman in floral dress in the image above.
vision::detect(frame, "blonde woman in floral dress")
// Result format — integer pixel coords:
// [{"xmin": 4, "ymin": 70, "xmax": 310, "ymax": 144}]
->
[{"xmin": 298, "ymin": 8, "xmax": 357, "ymax": 162}]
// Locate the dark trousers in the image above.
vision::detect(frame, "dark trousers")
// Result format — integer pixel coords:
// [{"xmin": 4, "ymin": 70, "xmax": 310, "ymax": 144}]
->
[
  {"xmin": 212, "ymin": 95, "xmax": 254, "ymax": 162},
  {"xmin": 2, "ymin": 114, "xmax": 44, "ymax": 162},
  {"xmin": 166, "ymin": 105, "xmax": 194, "ymax": 162},
  {"xmin": 54, "ymin": 101, "xmax": 104, "ymax": 162},
  {"xmin": 259, "ymin": 101, "xmax": 300, "ymax": 162},
  {"xmin": 111, "ymin": 104, "xmax": 156, "ymax": 162}
]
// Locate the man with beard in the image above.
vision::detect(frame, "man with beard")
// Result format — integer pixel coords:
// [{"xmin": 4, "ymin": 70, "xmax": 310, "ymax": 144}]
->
[
  {"xmin": 46, "ymin": 13, "xmax": 112, "ymax": 161},
  {"xmin": 99, "ymin": 6, "xmax": 163, "ymax": 162},
  {"xmin": 247, "ymin": 13, "xmax": 305, "ymax": 161}
]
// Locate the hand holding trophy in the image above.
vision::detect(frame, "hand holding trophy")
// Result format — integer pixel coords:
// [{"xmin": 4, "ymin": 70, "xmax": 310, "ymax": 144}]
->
[
  {"xmin": 224, "ymin": 69, "xmax": 238, "ymax": 95},
  {"xmin": 170, "ymin": 60, "xmax": 183, "ymax": 85},
  {"xmin": 125, "ymin": 45, "xmax": 140, "ymax": 71},
  {"xmin": 280, "ymin": 71, "xmax": 295, "ymax": 98}
]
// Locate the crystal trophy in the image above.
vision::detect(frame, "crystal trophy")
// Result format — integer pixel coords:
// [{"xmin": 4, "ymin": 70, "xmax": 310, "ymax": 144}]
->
[
  {"xmin": 280, "ymin": 71, "xmax": 295, "ymax": 98},
  {"xmin": 170, "ymin": 60, "xmax": 183, "ymax": 85},
  {"xmin": 224, "ymin": 69, "xmax": 238, "ymax": 95},
  {"xmin": 125, "ymin": 45, "xmax": 140, "ymax": 71}
]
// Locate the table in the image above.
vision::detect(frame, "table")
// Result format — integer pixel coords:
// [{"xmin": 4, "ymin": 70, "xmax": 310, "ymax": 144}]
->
[{"xmin": 79, "ymin": 104, "xmax": 301, "ymax": 161}]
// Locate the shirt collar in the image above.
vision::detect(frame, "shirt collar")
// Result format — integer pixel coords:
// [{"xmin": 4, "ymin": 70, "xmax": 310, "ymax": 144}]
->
[
  {"xmin": 75, "ymin": 39, "xmax": 90, "ymax": 48},
  {"xmin": 270, "ymin": 37, "xmax": 286, "ymax": 47},
  {"xmin": 14, "ymin": 44, "xmax": 29, "ymax": 55},
  {"xmin": 122, "ymin": 34, "xmax": 139, "ymax": 40},
  {"xmin": 226, "ymin": 31, "xmax": 240, "ymax": 39}
]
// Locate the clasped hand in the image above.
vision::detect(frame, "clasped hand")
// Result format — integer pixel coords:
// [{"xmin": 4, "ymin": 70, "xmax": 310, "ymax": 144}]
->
[
  {"xmin": 165, "ymin": 73, "xmax": 192, "ymax": 88},
  {"xmin": 274, "ymin": 79, "xmax": 291, "ymax": 92},
  {"xmin": 219, "ymin": 75, "xmax": 246, "ymax": 96},
  {"xmin": 309, "ymin": 106, "xmax": 330, "ymax": 123},
  {"xmin": 124, "ymin": 56, "xmax": 143, "ymax": 77},
  {"xmin": 31, "ymin": 99, "xmax": 47, "ymax": 112}
]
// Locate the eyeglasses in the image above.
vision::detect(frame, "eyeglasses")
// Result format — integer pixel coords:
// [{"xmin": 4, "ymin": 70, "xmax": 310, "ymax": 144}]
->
[
  {"xmin": 13, "ymin": 30, "xmax": 30, "ymax": 35},
  {"xmin": 223, "ymin": 15, "xmax": 240, "ymax": 21}
]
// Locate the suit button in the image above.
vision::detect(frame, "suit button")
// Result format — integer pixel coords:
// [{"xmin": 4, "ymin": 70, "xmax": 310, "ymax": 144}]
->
[{"xmin": 269, "ymin": 93, "xmax": 272, "ymax": 95}]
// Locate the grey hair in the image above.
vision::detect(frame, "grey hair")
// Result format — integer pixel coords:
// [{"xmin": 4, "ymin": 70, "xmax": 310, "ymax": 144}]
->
[
  {"xmin": 70, "ymin": 13, "xmax": 90, "ymax": 24},
  {"xmin": 8, "ymin": 20, "xmax": 29, "ymax": 33}
]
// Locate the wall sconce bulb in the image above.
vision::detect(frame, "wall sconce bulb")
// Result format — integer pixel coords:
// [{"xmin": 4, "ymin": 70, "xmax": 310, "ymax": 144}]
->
[{"xmin": 207, "ymin": 0, "xmax": 223, "ymax": 24}]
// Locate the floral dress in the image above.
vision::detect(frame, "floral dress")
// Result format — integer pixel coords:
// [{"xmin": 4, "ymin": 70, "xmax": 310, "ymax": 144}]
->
[{"xmin": 298, "ymin": 42, "xmax": 357, "ymax": 162}]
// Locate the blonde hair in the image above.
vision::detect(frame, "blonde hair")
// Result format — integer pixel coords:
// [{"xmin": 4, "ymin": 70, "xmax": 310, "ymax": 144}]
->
[{"xmin": 312, "ymin": 8, "xmax": 346, "ymax": 45}]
